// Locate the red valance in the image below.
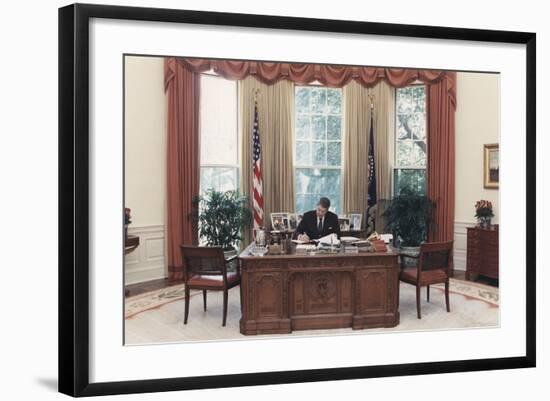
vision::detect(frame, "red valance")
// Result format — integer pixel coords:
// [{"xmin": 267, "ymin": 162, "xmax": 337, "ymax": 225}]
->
[{"xmin": 172, "ymin": 57, "xmax": 454, "ymax": 100}]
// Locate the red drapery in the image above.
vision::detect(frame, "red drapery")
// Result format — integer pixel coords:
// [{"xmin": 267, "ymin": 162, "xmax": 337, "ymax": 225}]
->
[
  {"xmin": 164, "ymin": 58, "xmax": 200, "ymax": 280},
  {"xmin": 427, "ymin": 72, "xmax": 456, "ymax": 244},
  {"xmin": 163, "ymin": 58, "xmax": 456, "ymax": 279}
]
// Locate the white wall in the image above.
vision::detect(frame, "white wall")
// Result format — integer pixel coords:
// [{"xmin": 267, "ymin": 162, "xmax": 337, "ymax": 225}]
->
[
  {"xmin": 453, "ymin": 72, "xmax": 500, "ymax": 269},
  {"xmin": 124, "ymin": 56, "xmax": 167, "ymax": 283}
]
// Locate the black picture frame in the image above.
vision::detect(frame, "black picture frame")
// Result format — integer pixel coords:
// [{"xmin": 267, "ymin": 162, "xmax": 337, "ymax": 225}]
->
[{"xmin": 59, "ymin": 3, "xmax": 536, "ymax": 397}]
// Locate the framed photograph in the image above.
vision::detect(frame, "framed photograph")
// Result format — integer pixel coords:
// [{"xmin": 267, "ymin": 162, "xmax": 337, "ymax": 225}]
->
[
  {"xmin": 271, "ymin": 212, "xmax": 289, "ymax": 231},
  {"xmin": 348, "ymin": 213, "xmax": 363, "ymax": 230},
  {"xmin": 288, "ymin": 213, "xmax": 298, "ymax": 230},
  {"xmin": 484, "ymin": 143, "xmax": 500, "ymax": 188},
  {"xmin": 59, "ymin": 3, "xmax": 535, "ymax": 397},
  {"xmin": 338, "ymin": 215, "xmax": 351, "ymax": 230}
]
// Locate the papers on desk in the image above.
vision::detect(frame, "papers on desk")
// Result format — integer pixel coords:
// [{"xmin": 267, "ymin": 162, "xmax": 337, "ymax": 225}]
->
[
  {"xmin": 380, "ymin": 234, "xmax": 393, "ymax": 244},
  {"xmin": 292, "ymin": 239, "xmax": 313, "ymax": 244},
  {"xmin": 318, "ymin": 233, "xmax": 340, "ymax": 246},
  {"xmin": 340, "ymin": 236, "xmax": 360, "ymax": 242},
  {"xmin": 295, "ymin": 244, "xmax": 317, "ymax": 254}
]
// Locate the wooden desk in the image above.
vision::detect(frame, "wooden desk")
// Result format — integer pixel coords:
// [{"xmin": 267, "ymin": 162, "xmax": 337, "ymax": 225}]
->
[{"xmin": 239, "ymin": 243, "xmax": 400, "ymax": 335}]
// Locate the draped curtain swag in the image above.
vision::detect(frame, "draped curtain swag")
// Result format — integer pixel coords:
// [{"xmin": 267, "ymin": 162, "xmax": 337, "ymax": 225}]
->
[
  {"xmin": 178, "ymin": 58, "xmax": 449, "ymax": 89},
  {"xmin": 164, "ymin": 57, "xmax": 456, "ymax": 272},
  {"xmin": 164, "ymin": 58, "xmax": 200, "ymax": 280}
]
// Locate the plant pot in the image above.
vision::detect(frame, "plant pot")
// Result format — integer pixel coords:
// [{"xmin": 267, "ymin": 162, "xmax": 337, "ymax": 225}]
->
[
  {"xmin": 223, "ymin": 248, "xmax": 238, "ymax": 260},
  {"xmin": 400, "ymin": 245, "xmax": 420, "ymax": 268},
  {"xmin": 477, "ymin": 216, "xmax": 492, "ymax": 229}
]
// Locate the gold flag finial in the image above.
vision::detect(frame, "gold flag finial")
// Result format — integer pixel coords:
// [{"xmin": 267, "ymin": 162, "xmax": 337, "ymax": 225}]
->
[{"xmin": 368, "ymin": 94, "xmax": 375, "ymax": 110}]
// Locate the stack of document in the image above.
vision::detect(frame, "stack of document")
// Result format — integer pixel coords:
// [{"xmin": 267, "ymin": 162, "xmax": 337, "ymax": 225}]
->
[
  {"xmin": 295, "ymin": 244, "xmax": 317, "ymax": 255},
  {"xmin": 318, "ymin": 233, "xmax": 340, "ymax": 246}
]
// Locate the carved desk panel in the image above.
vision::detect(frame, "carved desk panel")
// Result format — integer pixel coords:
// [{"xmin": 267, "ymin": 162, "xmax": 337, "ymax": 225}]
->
[{"xmin": 239, "ymin": 243, "xmax": 400, "ymax": 335}]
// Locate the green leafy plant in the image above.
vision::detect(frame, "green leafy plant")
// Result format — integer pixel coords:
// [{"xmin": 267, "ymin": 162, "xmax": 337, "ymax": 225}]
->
[
  {"xmin": 381, "ymin": 186, "xmax": 435, "ymax": 247},
  {"xmin": 191, "ymin": 189, "xmax": 252, "ymax": 250}
]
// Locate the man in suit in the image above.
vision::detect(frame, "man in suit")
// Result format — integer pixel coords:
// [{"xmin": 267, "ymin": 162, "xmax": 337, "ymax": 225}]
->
[{"xmin": 294, "ymin": 197, "xmax": 341, "ymax": 241}]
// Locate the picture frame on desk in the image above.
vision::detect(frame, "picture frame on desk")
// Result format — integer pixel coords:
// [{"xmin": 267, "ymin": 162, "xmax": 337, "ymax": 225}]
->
[
  {"xmin": 271, "ymin": 212, "xmax": 289, "ymax": 231},
  {"xmin": 348, "ymin": 213, "xmax": 363, "ymax": 231},
  {"xmin": 59, "ymin": 3, "xmax": 536, "ymax": 397}
]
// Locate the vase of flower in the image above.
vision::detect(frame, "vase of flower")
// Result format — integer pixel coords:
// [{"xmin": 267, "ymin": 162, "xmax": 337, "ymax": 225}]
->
[
  {"xmin": 475, "ymin": 200, "xmax": 494, "ymax": 229},
  {"xmin": 124, "ymin": 207, "xmax": 132, "ymax": 240}
]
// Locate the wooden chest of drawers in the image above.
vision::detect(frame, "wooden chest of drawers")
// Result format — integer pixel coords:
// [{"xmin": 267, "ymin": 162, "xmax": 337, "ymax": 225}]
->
[{"xmin": 466, "ymin": 225, "xmax": 499, "ymax": 280}]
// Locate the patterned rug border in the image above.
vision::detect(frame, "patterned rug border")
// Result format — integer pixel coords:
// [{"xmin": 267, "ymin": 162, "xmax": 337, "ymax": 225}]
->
[{"xmin": 125, "ymin": 277, "xmax": 499, "ymax": 319}]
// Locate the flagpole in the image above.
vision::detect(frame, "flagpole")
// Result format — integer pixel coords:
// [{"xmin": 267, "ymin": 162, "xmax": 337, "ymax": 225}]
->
[{"xmin": 366, "ymin": 93, "xmax": 377, "ymax": 236}]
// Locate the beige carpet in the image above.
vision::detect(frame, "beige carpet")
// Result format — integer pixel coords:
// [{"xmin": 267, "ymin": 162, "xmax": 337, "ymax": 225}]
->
[{"xmin": 124, "ymin": 278, "xmax": 499, "ymax": 345}]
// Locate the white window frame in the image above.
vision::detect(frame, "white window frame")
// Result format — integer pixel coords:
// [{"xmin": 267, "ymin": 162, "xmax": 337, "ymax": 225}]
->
[
  {"xmin": 199, "ymin": 72, "xmax": 241, "ymax": 194},
  {"xmin": 392, "ymin": 84, "xmax": 427, "ymax": 196},
  {"xmin": 293, "ymin": 84, "xmax": 344, "ymax": 213}
]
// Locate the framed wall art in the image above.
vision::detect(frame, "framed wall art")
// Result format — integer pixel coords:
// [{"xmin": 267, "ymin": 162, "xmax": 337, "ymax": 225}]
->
[
  {"xmin": 59, "ymin": 2, "xmax": 536, "ymax": 397},
  {"xmin": 484, "ymin": 143, "xmax": 500, "ymax": 189}
]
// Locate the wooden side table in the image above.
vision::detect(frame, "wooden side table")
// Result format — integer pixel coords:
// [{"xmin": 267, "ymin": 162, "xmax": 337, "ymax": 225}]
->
[{"xmin": 466, "ymin": 225, "xmax": 498, "ymax": 281}]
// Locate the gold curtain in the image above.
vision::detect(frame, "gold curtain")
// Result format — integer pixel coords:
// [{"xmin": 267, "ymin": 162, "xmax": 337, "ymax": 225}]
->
[
  {"xmin": 342, "ymin": 81, "xmax": 371, "ymax": 221},
  {"xmin": 372, "ymin": 81, "xmax": 395, "ymax": 232},
  {"xmin": 342, "ymin": 81, "xmax": 394, "ymax": 231},
  {"xmin": 239, "ymin": 76, "xmax": 295, "ymax": 245}
]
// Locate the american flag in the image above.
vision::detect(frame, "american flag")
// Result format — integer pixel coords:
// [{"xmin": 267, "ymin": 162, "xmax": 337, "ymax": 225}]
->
[
  {"xmin": 366, "ymin": 113, "xmax": 377, "ymax": 235},
  {"xmin": 252, "ymin": 102, "xmax": 264, "ymax": 235}
]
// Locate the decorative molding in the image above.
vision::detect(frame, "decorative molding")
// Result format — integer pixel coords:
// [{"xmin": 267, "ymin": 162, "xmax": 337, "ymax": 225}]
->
[
  {"xmin": 454, "ymin": 220, "xmax": 475, "ymax": 270},
  {"xmin": 125, "ymin": 225, "xmax": 166, "ymax": 285}
]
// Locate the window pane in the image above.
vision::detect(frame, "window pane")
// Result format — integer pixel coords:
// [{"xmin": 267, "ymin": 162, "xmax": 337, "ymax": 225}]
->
[
  {"xmin": 327, "ymin": 115, "xmax": 341, "ymax": 140},
  {"xmin": 296, "ymin": 141, "xmax": 311, "ymax": 165},
  {"xmin": 327, "ymin": 142, "xmax": 341, "ymax": 166},
  {"xmin": 295, "ymin": 168, "xmax": 341, "ymax": 213},
  {"xmin": 396, "ymin": 139, "xmax": 426, "ymax": 168},
  {"xmin": 310, "ymin": 88, "xmax": 327, "ymax": 113},
  {"xmin": 327, "ymin": 89, "xmax": 342, "ymax": 114},
  {"xmin": 312, "ymin": 142, "xmax": 326, "ymax": 165},
  {"xmin": 396, "ymin": 85, "xmax": 427, "ymax": 169},
  {"xmin": 200, "ymin": 167, "xmax": 238, "ymax": 194},
  {"xmin": 295, "ymin": 87, "xmax": 310, "ymax": 113},
  {"xmin": 397, "ymin": 113, "xmax": 426, "ymax": 141},
  {"xmin": 312, "ymin": 115, "xmax": 326, "ymax": 140},
  {"xmin": 394, "ymin": 169, "xmax": 426, "ymax": 195},
  {"xmin": 296, "ymin": 115, "xmax": 311, "ymax": 139},
  {"xmin": 200, "ymin": 75, "xmax": 238, "ymax": 165},
  {"xmin": 397, "ymin": 86, "xmax": 426, "ymax": 114}
]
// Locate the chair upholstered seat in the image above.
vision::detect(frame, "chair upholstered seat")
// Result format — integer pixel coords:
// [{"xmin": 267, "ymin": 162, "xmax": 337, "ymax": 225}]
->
[
  {"xmin": 187, "ymin": 272, "xmax": 240, "ymax": 288},
  {"xmin": 180, "ymin": 245, "xmax": 241, "ymax": 326},
  {"xmin": 398, "ymin": 241, "xmax": 454, "ymax": 319},
  {"xmin": 400, "ymin": 267, "xmax": 448, "ymax": 284}
]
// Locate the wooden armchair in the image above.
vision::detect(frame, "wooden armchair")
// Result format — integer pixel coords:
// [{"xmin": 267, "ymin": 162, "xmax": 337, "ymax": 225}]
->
[
  {"xmin": 180, "ymin": 245, "xmax": 241, "ymax": 326},
  {"xmin": 399, "ymin": 241, "xmax": 454, "ymax": 319}
]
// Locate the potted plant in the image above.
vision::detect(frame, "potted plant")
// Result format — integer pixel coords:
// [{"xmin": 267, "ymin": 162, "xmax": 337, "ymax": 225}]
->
[
  {"xmin": 191, "ymin": 189, "xmax": 252, "ymax": 257},
  {"xmin": 475, "ymin": 200, "xmax": 494, "ymax": 229},
  {"xmin": 381, "ymin": 186, "xmax": 435, "ymax": 261}
]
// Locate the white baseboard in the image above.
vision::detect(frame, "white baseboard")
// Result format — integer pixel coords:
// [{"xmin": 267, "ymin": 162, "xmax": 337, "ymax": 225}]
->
[{"xmin": 125, "ymin": 224, "xmax": 166, "ymax": 285}]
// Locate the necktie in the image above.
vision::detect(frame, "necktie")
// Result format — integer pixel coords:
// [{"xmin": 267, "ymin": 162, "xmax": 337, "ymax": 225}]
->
[{"xmin": 318, "ymin": 217, "xmax": 323, "ymax": 233}]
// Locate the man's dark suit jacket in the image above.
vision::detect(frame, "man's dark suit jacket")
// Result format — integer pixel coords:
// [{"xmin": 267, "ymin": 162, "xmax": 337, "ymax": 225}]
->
[{"xmin": 294, "ymin": 210, "xmax": 341, "ymax": 240}]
